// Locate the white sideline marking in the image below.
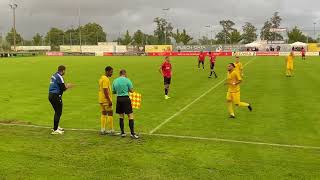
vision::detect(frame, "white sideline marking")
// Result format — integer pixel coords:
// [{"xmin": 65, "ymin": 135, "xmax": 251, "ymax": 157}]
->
[
  {"xmin": 1, "ymin": 122, "xmax": 320, "ymax": 150},
  {"xmin": 150, "ymin": 133, "xmax": 320, "ymax": 150},
  {"xmin": 149, "ymin": 60, "xmax": 254, "ymax": 134}
]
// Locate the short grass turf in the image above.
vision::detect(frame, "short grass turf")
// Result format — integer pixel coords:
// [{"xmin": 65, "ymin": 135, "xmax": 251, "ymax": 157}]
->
[{"xmin": 0, "ymin": 55, "xmax": 320, "ymax": 179}]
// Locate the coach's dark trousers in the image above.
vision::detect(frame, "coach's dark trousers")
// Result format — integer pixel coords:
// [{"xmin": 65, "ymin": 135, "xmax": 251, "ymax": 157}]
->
[{"xmin": 49, "ymin": 93, "xmax": 63, "ymax": 131}]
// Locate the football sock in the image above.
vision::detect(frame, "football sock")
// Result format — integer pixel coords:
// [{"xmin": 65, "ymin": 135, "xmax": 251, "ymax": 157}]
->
[
  {"xmin": 238, "ymin": 102, "xmax": 250, "ymax": 107},
  {"xmin": 119, "ymin": 118, "xmax": 124, "ymax": 134},
  {"xmin": 101, "ymin": 115, "xmax": 107, "ymax": 131},
  {"xmin": 107, "ymin": 116, "xmax": 114, "ymax": 130},
  {"xmin": 227, "ymin": 102, "xmax": 235, "ymax": 116},
  {"xmin": 165, "ymin": 88, "xmax": 168, "ymax": 95},
  {"xmin": 213, "ymin": 71, "xmax": 217, "ymax": 77},
  {"xmin": 129, "ymin": 119, "xmax": 135, "ymax": 135}
]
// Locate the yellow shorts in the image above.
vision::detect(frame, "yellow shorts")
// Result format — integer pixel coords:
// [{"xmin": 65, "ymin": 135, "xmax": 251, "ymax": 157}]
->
[
  {"xmin": 100, "ymin": 103, "xmax": 112, "ymax": 112},
  {"xmin": 226, "ymin": 91, "xmax": 240, "ymax": 104},
  {"xmin": 287, "ymin": 64, "xmax": 293, "ymax": 70}
]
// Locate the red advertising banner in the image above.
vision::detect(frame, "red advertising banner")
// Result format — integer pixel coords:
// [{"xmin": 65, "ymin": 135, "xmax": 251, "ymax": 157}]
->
[
  {"xmin": 256, "ymin": 52, "xmax": 279, "ymax": 56},
  {"xmin": 103, "ymin": 52, "xmax": 113, "ymax": 56},
  {"xmin": 46, "ymin": 52, "xmax": 64, "ymax": 56},
  {"xmin": 147, "ymin": 51, "xmax": 232, "ymax": 56}
]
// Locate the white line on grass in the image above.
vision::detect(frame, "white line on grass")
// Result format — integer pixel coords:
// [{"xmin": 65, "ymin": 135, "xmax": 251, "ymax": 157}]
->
[
  {"xmin": 149, "ymin": 59, "xmax": 255, "ymax": 134},
  {"xmin": 150, "ymin": 133, "xmax": 320, "ymax": 150},
  {"xmin": 1, "ymin": 122, "xmax": 320, "ymax": 150}
]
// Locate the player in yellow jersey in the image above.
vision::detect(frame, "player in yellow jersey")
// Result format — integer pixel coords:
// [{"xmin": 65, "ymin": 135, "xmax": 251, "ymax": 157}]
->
[
  {"xmin": 225, "ymin": 63, "xmax": 252, "ymax": 118},
  {"xmin": 286, "ymin": 52, "xmax": 294, "ymax": 77},
  {"xmin": 234, "ymin": 56, "xmax": 243, "ymax": 77},
  {"xmin": 99, "ymin": 66, "xmax": 114, "ymax": 135}
]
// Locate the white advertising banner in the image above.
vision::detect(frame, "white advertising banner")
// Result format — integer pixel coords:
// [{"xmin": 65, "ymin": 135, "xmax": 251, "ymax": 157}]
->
[
  {"xmin": 115, "ymin": 46, "xmax": 127, "ymax": 53},
  {"xmin": 233, "ymin": 52, "xmax": 256, "ymax": 56},
  {"xmin": 60, "ymin": 45, "xmax": 114, "ymax": 53},
  {"xmin": 12, "ymin": 46, "xmax": 51, "ymax": 51}
]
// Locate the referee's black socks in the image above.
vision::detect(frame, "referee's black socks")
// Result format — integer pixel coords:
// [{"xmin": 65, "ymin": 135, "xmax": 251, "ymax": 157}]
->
[
  {"xmin": 119, "ymin": 118, "xmax": 124, "ymax": 134},
  {"xmin": 165, "ymin": 88, "xmax": 168, "ymax": 95},
  {"xmin": 129, "ymin": 119, "xmax": 135, "ymax": 135}
]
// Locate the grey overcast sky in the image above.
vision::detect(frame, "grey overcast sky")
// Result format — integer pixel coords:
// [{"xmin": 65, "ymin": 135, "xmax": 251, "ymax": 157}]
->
[{"xmin": 0, "ymin": 0, "xmax": 320, "ymax": 40}]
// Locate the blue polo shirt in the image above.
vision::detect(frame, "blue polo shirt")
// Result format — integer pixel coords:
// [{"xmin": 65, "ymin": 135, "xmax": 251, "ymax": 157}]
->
[
  {"xmin": 112, "ymin": 77, "xmax": 133, "ymax": 97},
  {"xmin": 49, "ymin": 72, "xmax": 65, "ymax": 95}
]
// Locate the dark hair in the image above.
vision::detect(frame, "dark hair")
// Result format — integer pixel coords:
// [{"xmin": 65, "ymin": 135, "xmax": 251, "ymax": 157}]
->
[
  {"xmin": 229, "ymin": 63, "xmax": 235, "ymax": 68},
  {"xmin": 105, "ymin": 66, "xmax": 113, "ymax": 72},
  {"xmin": 209, "ymin": 52, "xmax": 212, "ymax": 54},
  {"xmin": 58, "ymin": 65, "xmax": 66, "ymax": 72},
  {"xmin": 120, "ymin": 69, "xmax": 126, "ymax": 75}
]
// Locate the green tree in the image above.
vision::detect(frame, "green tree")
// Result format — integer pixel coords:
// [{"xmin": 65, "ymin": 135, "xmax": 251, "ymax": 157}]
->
[
  {"xmin": 260, "ymin": 12, "xmax": 283, "ymax": 41},
  {"xmin": 133, "ymin": 30, "xmax": 145, "ymax": 45},
  {"xmin": 45, "ymin": 27, "xmax": 64, "ymax": 47},
  {"xmin": 32, "ymin": 33, "xmax": 43, "ymax": 46},
  {"xmin": 230, "ymin": 30, "xmax": 242, "ymax": 44},
  {"xmin": 241, "ymin": 22, "xmax": 257, "ymax": 44},
  {"xmin": 6, "ymin": 28, "xmax": 23, "ymax": 45},
  {"xmin": 270, "ymin": 12, "xmax": 283, "ymax": 41},
  {"xmin": 145, "ymin": 34, "xmax": 158, "ymax": 45},
  {"xmin": 198, "ymin": 36, "xmax": 210, "ymax": 45},
  {"xmin": 287, "ymin": 26, "xmax": 307, "ymax": 43},
  {"xmin": 260, "ymin": 21, "xmax": 272, "ymax": 40},
  {"xmin": 153, "ymin": 17, "xmax": 174, "ymax": 44},
  {"xmin": 120, "ymin": 30, "xmax": 132, "ymax": 45},
  {"xmin": 81, "ymin": 23, "xmax": 106, "ymax": 45},
  {"xmin": 215, "ymin": 20, "xmax": 236, "ymax": 44},
  {"xmin": 215, "ymin": 31, "xmax": 227, "ymax": 44},
  {"xmin": 180, "ymin": 29, "xmax": 193, "ymax": 45},
  {"xmin": 172, "ymin": 29, "xmax": 182, "ymax": 44},
  {"xmin": 64, "ymin": 28, "xmax": 78, "ymax": 45}
]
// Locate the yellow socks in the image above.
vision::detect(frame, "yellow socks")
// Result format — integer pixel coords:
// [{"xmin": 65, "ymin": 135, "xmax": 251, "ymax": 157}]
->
[
  {"xmin": 238, "ymin": 102, "xmax": 249, "ymax": 107},
  {"xmin": 101, "ymin": 115, "xmax": 107, "ymax": 131},
  {"xmin": 107, "ymin": 116, "xmax": 114, "ymax": 130},
  {"xmin": 227, "ymin": 102, "xmax": 235, "ymax": 116}
]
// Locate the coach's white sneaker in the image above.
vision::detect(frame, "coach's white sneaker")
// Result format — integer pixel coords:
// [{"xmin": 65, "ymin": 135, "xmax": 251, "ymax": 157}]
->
[{"xmin": 51, "ymin": 129, "xmax": 64, "ymax": 135}]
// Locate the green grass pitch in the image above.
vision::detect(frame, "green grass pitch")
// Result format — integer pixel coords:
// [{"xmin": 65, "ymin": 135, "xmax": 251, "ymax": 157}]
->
[{"xmin": 0, "ymin": 55, "xmax": 320, "ymax": 179}]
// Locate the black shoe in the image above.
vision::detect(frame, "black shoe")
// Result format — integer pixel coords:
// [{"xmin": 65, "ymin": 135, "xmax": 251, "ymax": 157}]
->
[
  {"xmin": 248, "ymin": 105, "xmax": 252, "ymax": 112},
  {"xmin": 215, "ymin": 76, "xmax": 218, "ymax": 78},
  {"xmin": 229, "ymin": 115, "xmax": 235, "ymax": 119},
  {"xmin": 208, "ymin": 76, "xmax": 212, "ymax": 78}
]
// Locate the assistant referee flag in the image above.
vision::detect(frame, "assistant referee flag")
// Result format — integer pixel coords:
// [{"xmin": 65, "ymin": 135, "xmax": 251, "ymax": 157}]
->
[{"xmin": 129, "ymin": 92, "xmax": 142, "ymax": 109}]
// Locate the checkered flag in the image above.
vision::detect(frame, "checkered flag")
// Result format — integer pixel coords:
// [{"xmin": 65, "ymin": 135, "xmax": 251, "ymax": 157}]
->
[{"xmin": 129, "ymin": 92, "xmax": 142, "ymax": 109}]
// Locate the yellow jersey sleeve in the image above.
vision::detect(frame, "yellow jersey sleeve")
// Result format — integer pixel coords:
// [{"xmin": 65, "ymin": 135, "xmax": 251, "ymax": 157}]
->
[
  {"xmin": 102, "ymin": 77, "xmax": 110, "ymax": 89},
  {"xmin": 236, "ymin": 70, "xmax": 242, "ymax": 81}
]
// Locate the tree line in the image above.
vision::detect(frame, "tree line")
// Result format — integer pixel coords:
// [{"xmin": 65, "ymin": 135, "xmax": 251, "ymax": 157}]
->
[{"xmin": 2, "ymin": 12, "xmax": 319, "ymax": 48}]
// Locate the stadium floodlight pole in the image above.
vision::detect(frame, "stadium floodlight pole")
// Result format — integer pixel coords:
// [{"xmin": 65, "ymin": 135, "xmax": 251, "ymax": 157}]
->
[
  {"xmin": 9, "ymin": 3, "xmax": 18, "ymax": 52},
  {"xmin": 313, "ymin": 22, "xmax": 316, "ymax": 40},
  {"xmin": 205, "ymin": 25, "xmax": 214, "ymax": 45},
  {"xmin": 78, "ymin": 7, "xmax": 82, "ymax": 53},
  {"xmin": 162, "ymin": 8, "xmax": 170, "ymax": 45}
]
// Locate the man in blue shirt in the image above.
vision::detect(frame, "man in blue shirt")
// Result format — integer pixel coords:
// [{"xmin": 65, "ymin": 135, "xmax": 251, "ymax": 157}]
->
[
  {"xmin": 49, "ymin": 65, "xmax": 73, "ymax": 135},
  {"xmin": 112, "ymin": 69, "xmax": 139, "ymax": 139}
]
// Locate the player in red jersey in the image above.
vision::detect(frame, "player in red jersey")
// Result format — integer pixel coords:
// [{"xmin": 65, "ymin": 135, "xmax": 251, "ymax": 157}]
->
[
  {"xmin": 301, "ymin": 47, "xmax": 306, "ymax": 60},
  {"xmin": 198, "ymin": 51, "xmax": 206, "ymax": 70},
  {"xmin": 208, "ymin": 52, "xmax": 218, "ymax": 78},
  {"xmin": 159, "ymin": 56, "xmax": 172, "ymax": 100}
]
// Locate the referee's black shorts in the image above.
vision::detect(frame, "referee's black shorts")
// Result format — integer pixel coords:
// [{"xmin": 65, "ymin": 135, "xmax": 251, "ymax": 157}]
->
[
  {"xmin": 116, "ymin": 96, "xmax": 133, "ymax": 114},
  {"xmin": 164, "ymin": 77, "xmax": 171, "ymax": 85}
]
